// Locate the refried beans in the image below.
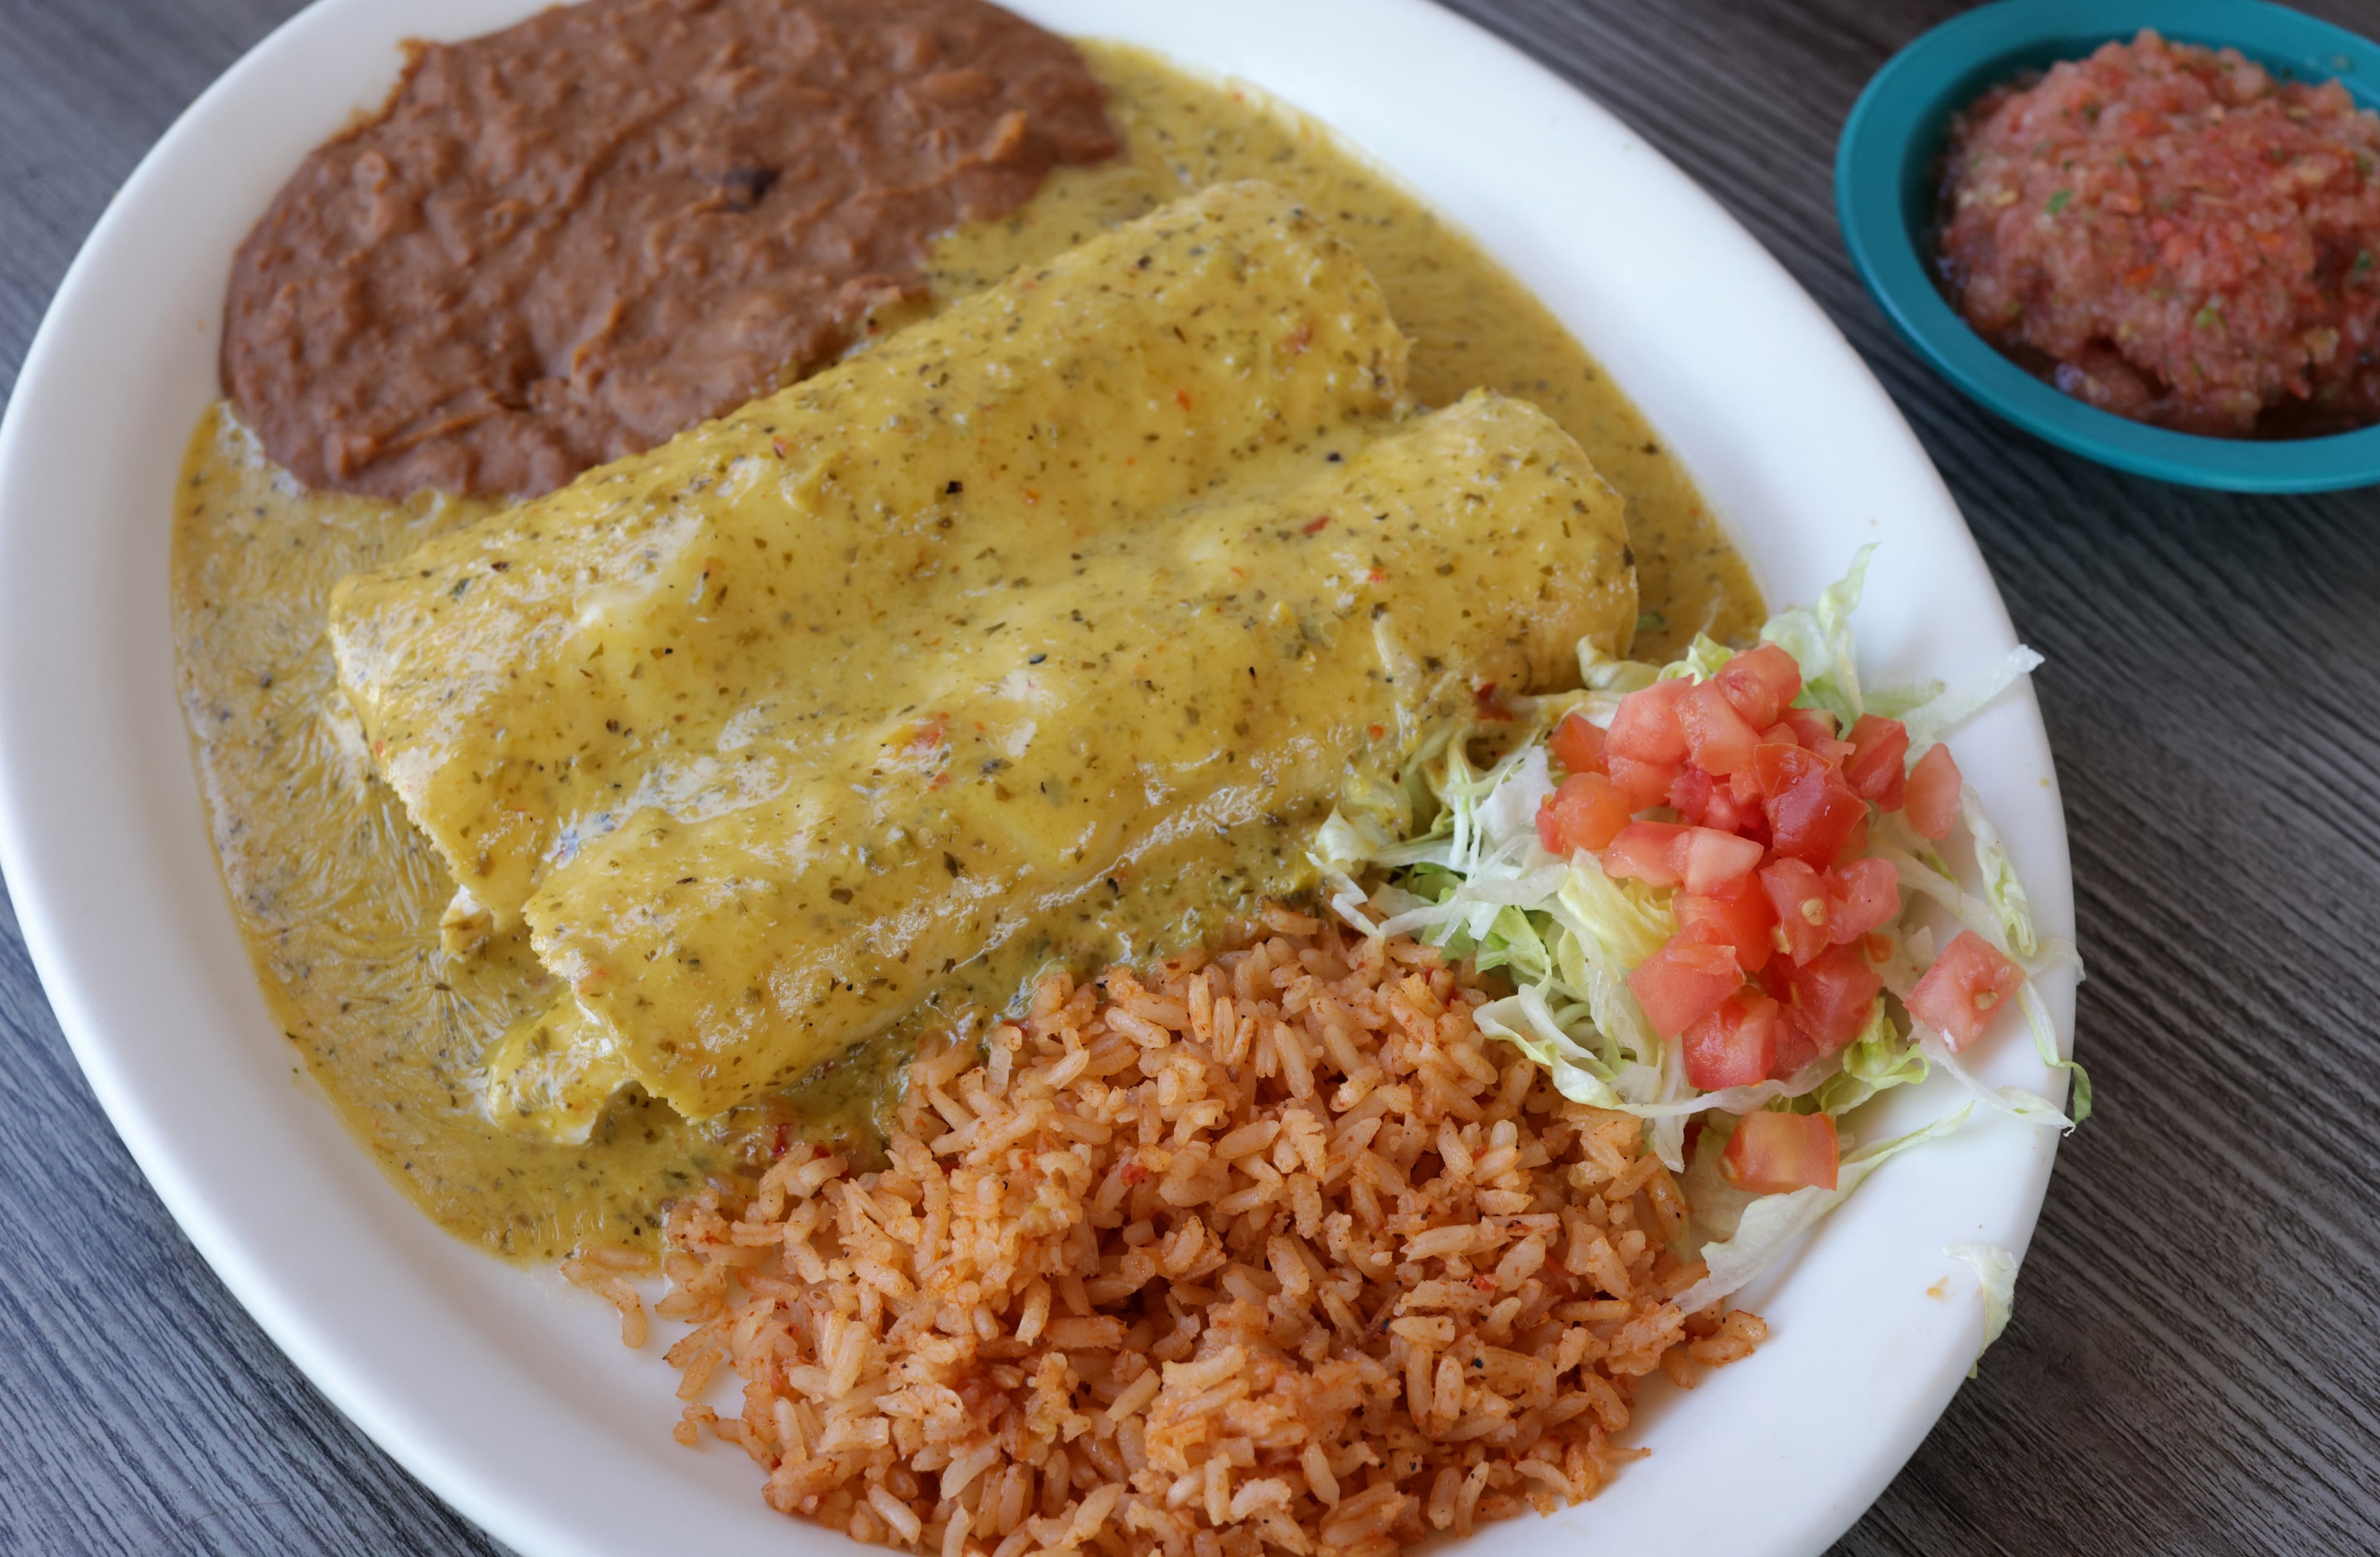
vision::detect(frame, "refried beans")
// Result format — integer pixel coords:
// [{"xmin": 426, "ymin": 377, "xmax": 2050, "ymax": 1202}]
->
[{"xmin": 221, "ymin": 0, "xmax": 1118, "ymax": 499}]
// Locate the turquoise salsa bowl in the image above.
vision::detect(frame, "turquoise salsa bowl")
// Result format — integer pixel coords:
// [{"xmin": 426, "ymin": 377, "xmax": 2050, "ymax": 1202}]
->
[{"xmin": 1837, "ymin": 0, "xmax": 2380, "ymax": 492}]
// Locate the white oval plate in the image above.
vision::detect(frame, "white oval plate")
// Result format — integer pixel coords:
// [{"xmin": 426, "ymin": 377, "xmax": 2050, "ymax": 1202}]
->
[{"xmin": 0, "ymin": 1, "xmax": 2075, "ymax": 1552}]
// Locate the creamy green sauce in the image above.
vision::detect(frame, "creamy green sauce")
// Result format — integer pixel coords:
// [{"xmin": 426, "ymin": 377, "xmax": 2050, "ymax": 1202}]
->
[{"xmin": 170, "ymin": 44, "xmax": 1760, "ymax": 1261}]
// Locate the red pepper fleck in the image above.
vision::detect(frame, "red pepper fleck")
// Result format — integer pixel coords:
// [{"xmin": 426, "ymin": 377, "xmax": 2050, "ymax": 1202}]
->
[{"xmin": 1301, "ymin": 514, "xmax": 1331, "ymax": 536}]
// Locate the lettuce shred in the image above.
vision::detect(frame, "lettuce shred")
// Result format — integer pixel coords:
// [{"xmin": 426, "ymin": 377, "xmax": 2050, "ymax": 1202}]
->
[{"xmin": 1311, "ymin": 551, "xmax": 2084, "ymax": 1337}]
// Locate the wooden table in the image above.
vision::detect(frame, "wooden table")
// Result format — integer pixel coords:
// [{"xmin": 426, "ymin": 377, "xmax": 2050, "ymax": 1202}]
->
[{"xmin": 5, "ymin": 0, "xmax": 2377, "ymax": 1550}]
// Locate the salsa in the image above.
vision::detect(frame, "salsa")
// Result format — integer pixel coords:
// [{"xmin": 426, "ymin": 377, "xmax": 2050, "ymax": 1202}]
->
[{"xmin": 1939, "ymin": 30, "xmax": 2380, "ymax": 438}]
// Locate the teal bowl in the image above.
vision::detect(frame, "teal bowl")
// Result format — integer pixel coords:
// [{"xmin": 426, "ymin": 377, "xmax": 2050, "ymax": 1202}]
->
[{"xmin": 1837, "ymin": 0, "xmax": 2380, "ymax": 492}]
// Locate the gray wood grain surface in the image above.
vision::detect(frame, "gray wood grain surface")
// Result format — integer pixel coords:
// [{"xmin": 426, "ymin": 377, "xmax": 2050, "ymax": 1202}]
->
[{"xmin": 3, "ymin": 0, "xmax": 2377, "ymax": 1551}]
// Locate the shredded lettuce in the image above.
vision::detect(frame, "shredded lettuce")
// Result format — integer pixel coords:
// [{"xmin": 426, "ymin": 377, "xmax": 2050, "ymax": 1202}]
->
[
  {"xmin": 1809, "ymin": 1001, "xmax": 1932, "ymax": 1116},
  {"xmin": 1578, "ymin": 643, "xmax": 1658, "ymax": 696},
  {"xmin": 1311, "ymin": 550, "xmax": 2085, "ymax": 1319},
  {"xmin": 1917, "ymin": 1032, "xmax": 2073, "ymax": 1130},
  {"xmin": 1961, "ymin": 786, "xmax": 2037, "ymax": 959},
  {"xmin": 1758, "ymin": 542, "xmax": 1873, "ymax": 727},
  {"xmin": 1945, "ymin": 1242, "xmax": 2021, "ymax": 1375},
  {"xmin": 1902, "ymin": 647, "xmax": 2045, "ymax": 756},
  {"xmin": 1666, "ymin": 633, "xmax": 1738, "ymax": 683}
]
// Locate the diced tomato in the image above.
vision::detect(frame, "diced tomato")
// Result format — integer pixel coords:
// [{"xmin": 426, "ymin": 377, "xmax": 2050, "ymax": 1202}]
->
[
  {"xmin": 1765, "ymin": 759, "xmax": 1869, "ymax": 868},
  {"xmin": 1759, "ymin": 857, "xmax": 1830, "ymax": 965},
  {"xmin": 1844, "ymin": 715, "xmax": 1911, "ymax": 808},
  {"xmin": 1779, "ymin": 943, "xmax": 1883, "ymax": 1055},
  {"xmin": 1608, "ymin": 754, "xmax": 1684, "ymax": 811},
  {"xmin": 1675, "ymin": 875, "xmax": 1779, "ymax": 973},
  {"xmin": 1680, "ymin": 827, "xmax": 1763, "ymax": 895},
  {"xmin": 1701, "ymin": 782, "xmax": 1767, "ymax": 841},
  {"xmin": 1810, "ymin": 735, "xmax": 1857, "ymax": 769},
  {"xmin": 1768, "ymin": 1016, "xmax": 1819, "ymax": 1080},
  {"xmin": 1723, "ymin": 1111, "xmax": 1840, "ymax": 1193},
  {"xmin": 1761, "ymin": 721, "xmax": 1799, "ymax": 748},
  {"xmin": 1823, "ymin": 857, "xmax": 1901, "ymax": 945},
  {"xmin": 1667, "ymin": 765, "xmax": 1714, "ymax": 824},
  {"xmin": 1551, "ymin": 711, "xmax": 1608, "ymax": 777},
  {"xmin": 1626, "ymin": 935, "xmax": 1743, "ymax": 1039},
  {"xmin": 1536, "ymin": 772, "xmax": 1632, "ymax": 856},
  {"xmin": 1777, "ymin": 707, "xmax": 1838, "ymax": 748},
  {"xmin": 1606, "ymin": 679, "xmax": 1690, "ymax": 764},
  {"xmin": 1728, "ymin": 766, "xmax": 1764, "ymax": 808},
  {"xmin": 1713, "ymin": 643, "xmax": 1802, "ymax": 729},
  {"xmin": 1602, "ymin": 820, "xmax": 1688, "ymax": 887},
  {"xmin": 1681, "ymin": 991, "xmax": 1786, "ymax": 1089},
  {"xmin": 1677, "ymin": 768, "xmax": 1769, "ymax": 842},
  {"xmin": 1906, "ymin": 745, "xmax": 1963, "ymax": 841},
  {"xmin": 1680, "ymin": 681, "xmax": 1759, "ymax": 777},
  {"xmin": 1907, "ymin": 930, "xmax": 2025, "ymax": 1050},
  {"xmin": 1752, "ymin": 742, "xmax": 1820, "ymax": 799},
  {"xmin": 1830, "ymin": 812, "xmax": 1870, "ymax": 869}
]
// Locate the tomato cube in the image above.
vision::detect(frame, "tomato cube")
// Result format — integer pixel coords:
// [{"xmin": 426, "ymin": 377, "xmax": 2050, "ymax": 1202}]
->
[
  {"xmin": 1907, "ymin": 930, "xmax": 2026, "ymax": 1050},
  {"xmin": 1906, "ymin": 745, "xmax": 1963, "ymax": 841},
  {"xmin": 1607, "ymin": 754, "xmax": 1684, "ymax": 811},
  {"xmin": 1680, "ymin": 680, "xmax": 1760, "ymax": 777},
  {"xmin": 1602, "ymin": 820, "xmax": 1689, "ymax": 887},
  {"xmin": 1777, "ymin": 706, "xmax": 1838, "ymax": 748},
  {"xmin": 1551, "ymin": 711, "xmax": 1608, "ymax": 777},
  {"xmin": 1667, "ymin": 765, "xmax": 1714, "ymax": 824},
  {"xmin": 1844, "ymin": 715, "xmax": 1911, "ymax": 808},
  {"xmin": 1723, "ymin": 1111, "xmax": 1840, "ymax": 1193},
  {"xmin": 1759, "ymin": 857, "xmax": 1830, "ymax": 965},
  {"xmin": 1627, "ymin": 934, "xmax": 1743, "ymax": 1039},
  {"xmin": 1765, "ymin": 762, "xmax": 1869, "ymax": 868},
  {"xmin": 1714, "ymin": 643, "xmax": 1803, "ymax": 729},
  {"xmin": 1823, "ymin": 856, "xmax": 1901, "ymax": 945},
  {"xmin": 1606, "ymin": 678, "xmax": 1691, "ymax": 764},
  {"xmin": 1536, "ymin": 772, "xmax": 1632, "ymax": 856},
  {"xmin": 1768, "ymin": 1015, "xmax": 1820, "ymax": 1080},
  {"xmin": 1675, "ymin": 875, "xmax": 1779, "ymax": 974},
  {"xmin": 1752, "ymin": 742, "xmax": 1820, "ymax": 799},
  {"xmin": 1780, "ymin": 943, "xmax": 1883, "ymax": 1055},
  {"xmin": 1680, "ymin": 827, "xmax": 1763, "ymax": 895},
  {"xmin": 1681, "ymin": 991, "xmax": 1787, "ymax": 1089},
  {"xmin": 1701, "ymin": 782, "xmax": 1767, "ymax": 841},
  {"xmin": 1831, "ymin": 812, "xmax": 1871, "ymax": 869}
]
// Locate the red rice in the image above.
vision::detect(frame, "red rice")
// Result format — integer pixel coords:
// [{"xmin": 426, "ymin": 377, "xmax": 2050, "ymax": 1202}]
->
[{"xmin": 583, "ymin": 912, "xmax": 1762, "ymax": 1553}]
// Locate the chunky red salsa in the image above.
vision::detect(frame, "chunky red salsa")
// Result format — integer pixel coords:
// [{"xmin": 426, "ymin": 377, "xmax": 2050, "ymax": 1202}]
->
[{"xmin": 1939, "ymin": 30, "xmax": 2380, "ymax": 438}]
